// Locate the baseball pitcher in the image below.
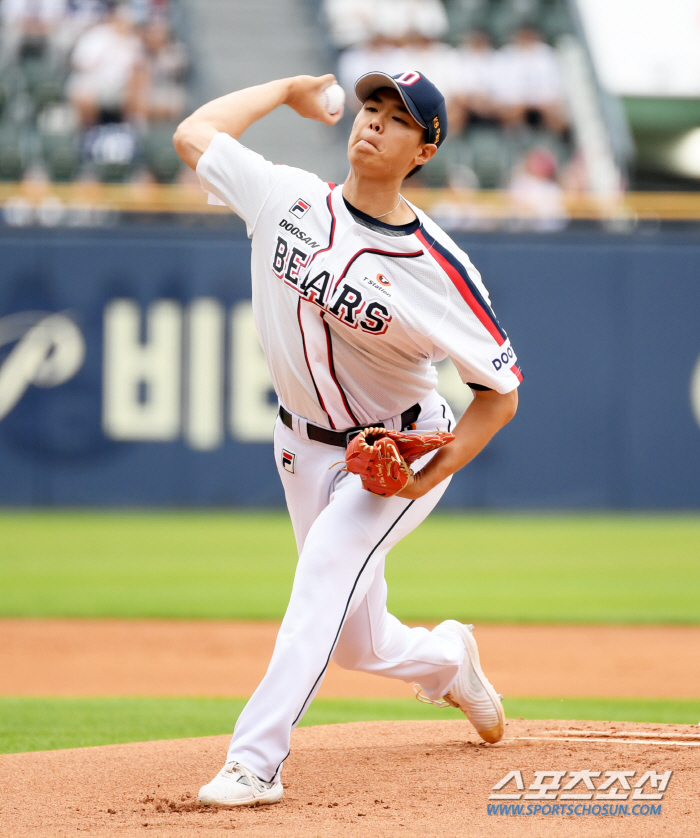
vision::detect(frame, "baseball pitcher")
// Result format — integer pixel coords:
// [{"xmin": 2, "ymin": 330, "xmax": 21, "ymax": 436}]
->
[{"xmin": 174, "ymin": 70, "xmax": 522, "ymax": 807}]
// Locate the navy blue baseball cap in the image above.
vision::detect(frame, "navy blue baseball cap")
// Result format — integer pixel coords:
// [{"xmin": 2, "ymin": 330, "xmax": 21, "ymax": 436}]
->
[{"xmin": 354, "ymin": 71, "xmax": 448, "ymax": 148}]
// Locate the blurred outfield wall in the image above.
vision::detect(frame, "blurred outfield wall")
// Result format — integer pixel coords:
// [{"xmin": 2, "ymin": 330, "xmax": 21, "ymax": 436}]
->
[{"xmin": 0, "ymin": 227, "xmax": 699, "ymax": 509}]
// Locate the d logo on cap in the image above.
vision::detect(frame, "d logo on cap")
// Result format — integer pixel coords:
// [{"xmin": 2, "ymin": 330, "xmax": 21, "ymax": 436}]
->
[
  {"xmin": 354, "ymin": 70, "xmax": 449, "ymax": 147},
  {"xmin": 394, "ymin": 72, "xmax": 421, "ymax": 86}
]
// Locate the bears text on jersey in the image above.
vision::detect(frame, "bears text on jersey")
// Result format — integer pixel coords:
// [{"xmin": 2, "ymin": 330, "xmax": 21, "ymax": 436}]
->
[{"xmin": 272, "ymin": 235, "xmax": 392, "ymax": 335}]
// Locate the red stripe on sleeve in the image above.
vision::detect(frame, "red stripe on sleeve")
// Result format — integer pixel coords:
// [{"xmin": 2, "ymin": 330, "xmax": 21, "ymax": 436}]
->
[{"xmin": 415, "ymin": 229, "xmax": 504, "ymax": 346}]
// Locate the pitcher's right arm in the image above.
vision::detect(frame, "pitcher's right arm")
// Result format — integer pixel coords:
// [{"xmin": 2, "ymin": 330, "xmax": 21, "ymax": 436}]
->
[{"xmin": 173, "ymin": 74, "xmax": 341, "ymax": 170}]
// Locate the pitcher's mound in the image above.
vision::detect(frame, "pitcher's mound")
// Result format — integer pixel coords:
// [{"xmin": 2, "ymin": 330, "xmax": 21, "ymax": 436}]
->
[{"xmin": 0, "ymin": 719, "xmax": 696, "ymax": 837}]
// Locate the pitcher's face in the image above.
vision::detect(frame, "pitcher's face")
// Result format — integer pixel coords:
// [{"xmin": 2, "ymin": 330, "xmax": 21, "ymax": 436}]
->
[{"xmin": 348, "ymin": 88, "xmax": 434, "ymax": 180}]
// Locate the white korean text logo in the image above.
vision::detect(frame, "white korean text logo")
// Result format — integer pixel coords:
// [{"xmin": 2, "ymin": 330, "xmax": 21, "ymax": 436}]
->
[
  {"xmin": 102, "ymin": 299, "xmax": 276, "ymax": 448},
  {"xmin": 490, "ymin": 769, "xmax": 672, "ymax": 801}
]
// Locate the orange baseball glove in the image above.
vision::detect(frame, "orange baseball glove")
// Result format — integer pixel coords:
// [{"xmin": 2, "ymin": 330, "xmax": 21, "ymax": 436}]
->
[{"xmin": 344, "ymin": 427, "xmax": 455, "ymax": 497}]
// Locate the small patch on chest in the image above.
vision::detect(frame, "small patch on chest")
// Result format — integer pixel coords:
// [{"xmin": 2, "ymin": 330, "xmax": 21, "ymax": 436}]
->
[{"xmin": 358, "ymin": 274, "xmax": 393, "ymax": 298}]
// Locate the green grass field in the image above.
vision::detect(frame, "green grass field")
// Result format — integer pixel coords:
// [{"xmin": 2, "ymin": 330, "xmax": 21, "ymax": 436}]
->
[
  {"xmin": 3, "ymin": 696, "xmax": 700, "ymax": 755},
  {"xmin": 2, "ymin": 511, "xmax": 698, "ymax": 754},
  {"xmin": 1, "ymin": 511, "xmax": 699, "ymax": 623}
]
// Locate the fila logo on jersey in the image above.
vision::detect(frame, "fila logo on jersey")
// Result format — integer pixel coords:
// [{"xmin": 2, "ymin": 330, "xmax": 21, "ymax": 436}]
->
[
  {"xmin": 282, "ymin": 449, "xmax": 296, "ymax": 473},
  {"xmin": 290, "ymin": 199, "xmax": 310, "ymax": 219}
]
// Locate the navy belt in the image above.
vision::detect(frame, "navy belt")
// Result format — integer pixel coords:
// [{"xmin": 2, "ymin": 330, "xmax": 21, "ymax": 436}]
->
[{"xmin": 278, "ymin": 404, "xmax": 422, "ymax": 447}]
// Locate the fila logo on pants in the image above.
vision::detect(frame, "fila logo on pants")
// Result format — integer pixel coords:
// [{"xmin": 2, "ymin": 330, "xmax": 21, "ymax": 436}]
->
[{"xmin": 282, "ymin": 449, "xmax": 295, "ymax": 473}]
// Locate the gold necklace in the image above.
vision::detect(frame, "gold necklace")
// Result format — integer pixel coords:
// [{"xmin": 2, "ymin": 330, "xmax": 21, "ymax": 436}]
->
[{"xmin": 372, "ymin": 195, "xmax": 403, "ymax": 219}]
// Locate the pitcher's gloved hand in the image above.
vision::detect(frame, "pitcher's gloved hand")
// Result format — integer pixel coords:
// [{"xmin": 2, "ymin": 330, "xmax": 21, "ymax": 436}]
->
[{"xmin": 344, "ymin": 427, "xmax": 455, "ymax": 497}]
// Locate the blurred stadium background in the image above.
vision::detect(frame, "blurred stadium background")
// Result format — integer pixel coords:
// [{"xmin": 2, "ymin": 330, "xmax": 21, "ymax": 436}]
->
[
  {"xmin": 3, "ymin": 0, "xmax": 700, "ymax": 217},
  {"xmin": 0, "ymin": 0, "xmax": 699, "ymax": 755}
]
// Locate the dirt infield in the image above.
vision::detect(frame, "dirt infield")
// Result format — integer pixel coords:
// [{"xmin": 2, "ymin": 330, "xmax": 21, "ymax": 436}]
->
[
  {"xmin": 0, "ymin": 719, "xmax": 696, "ymax": 837},
  {"xmin": 1, "ymin": 619, "xmax": 699, "ymax": 698}
]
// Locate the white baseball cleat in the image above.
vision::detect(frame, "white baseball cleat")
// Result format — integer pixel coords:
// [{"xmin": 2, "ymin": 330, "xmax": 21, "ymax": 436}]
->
[
  {"xmin": 197, "ymin": 761, "xmax": 283, "ymax": 808},
  {"xmin": 416, "ymin": 621, "xmax": 505, "ymax": 744}
]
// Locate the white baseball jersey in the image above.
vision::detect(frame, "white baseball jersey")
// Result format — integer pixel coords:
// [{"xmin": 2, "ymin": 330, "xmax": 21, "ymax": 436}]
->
[{"xmin": 197, "ymin": 132, "xmax": 522, "ymax": 430}]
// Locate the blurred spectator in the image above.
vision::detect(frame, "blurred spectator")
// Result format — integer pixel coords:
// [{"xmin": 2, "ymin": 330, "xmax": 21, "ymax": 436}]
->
[
  {"xmin": 66, "ymin": 0, "xmax": 144, "ymax": 126},
  {"xmin": 451, "ymin": 29, "xmax": 499, "ymax": 133},
  {"xmin": 139, "ymin": 16, "xmax": 188, "ymax": 122},
  {"xmin": 325, "ymin": 0, "xmax": 448, "ymax": 50},
  {"xmin": 53, "ymin": 0, "xmax": 108, "ymax": 61},
  {"xmin": 372, "ymin": 0, "xmax": 448, "ymax": 41},
  {"xmin": 339, "ymin": 33, "xmax": 457, "ymax": 114},
  {"xmin": 82, "ymin": 118, "xmax": 138, "ymax": 179},
  {"xmin": 508, "ymin": 146, "xmax": 567, "ymax": 230},
  {"xmin": 0, "ymin": 0, "xmax": 183, "ymax": 186},
  {"xmin": 0, "ymin": 0, "xmax": 67, "ymax": 66},
  {"xmin": 492, "ymin": 26, "xmax": 567, "ymax": 133},
  {"xmin": 559, "ymin": 149, "xmax": 589, "ymax": 193},
  {"xmin": 324, "ymin": 0, "xmax": 375, "ymax": 50},
  {"xmin": 337, "ymin": 34, "xmax": 400, "ymax": 106},
  {"xmin": 391, "ymin": 33, "xmax": 458, "ymax": 96}
]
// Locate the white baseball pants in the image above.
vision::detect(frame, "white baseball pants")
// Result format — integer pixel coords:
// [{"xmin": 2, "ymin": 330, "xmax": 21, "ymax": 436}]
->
[{"xmin": 226, "ymin": 391, "xmax": 465, "ymax": 782}]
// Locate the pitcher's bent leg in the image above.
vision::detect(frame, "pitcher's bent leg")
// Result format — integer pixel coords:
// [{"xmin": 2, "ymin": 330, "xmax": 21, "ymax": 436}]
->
[
  {"xmin": 226, "ymin": 472, "xmax": 450, "ymax": 782},
  {"xmin": 333, "ymin": 559, "xmax": 465, "ymax": 700}
]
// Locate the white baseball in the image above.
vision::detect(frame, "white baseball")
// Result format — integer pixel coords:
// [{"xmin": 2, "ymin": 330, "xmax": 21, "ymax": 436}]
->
[{"xmin": 321, "ymin": 83, "xmax": 345, "ymax": 116}]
